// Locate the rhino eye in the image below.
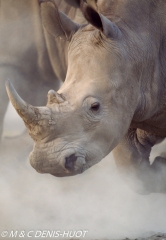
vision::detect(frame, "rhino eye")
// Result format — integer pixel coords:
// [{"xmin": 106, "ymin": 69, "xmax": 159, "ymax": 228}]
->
[{"xmin": 91, "ymin": 102, "xmax": 100, "ymax": 111}]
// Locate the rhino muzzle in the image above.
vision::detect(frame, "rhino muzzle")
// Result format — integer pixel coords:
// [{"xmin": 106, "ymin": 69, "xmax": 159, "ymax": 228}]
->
[
  {"xmin": 65, "ymin": 154, "xmax": 86, "ymax": 172},
  {"xmin": 6, "ymin": 80, "xmax": 87, "ymax": 177},
  {"xmin": 65, "ymin": 154, "xmax": 78, "ymax": 171},
  {"xmin": 30, "ymin": 149, "xmax": 86, "ymax": 177}
]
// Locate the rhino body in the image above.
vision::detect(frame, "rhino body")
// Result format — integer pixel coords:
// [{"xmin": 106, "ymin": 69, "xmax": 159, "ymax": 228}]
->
[
  {"xmin": 0, "ymin": 0, "xmax": 85, "ymax": 138},
  {"xmin": 6, "ymin": 0, "xmax": 166, "ymax": 194}
]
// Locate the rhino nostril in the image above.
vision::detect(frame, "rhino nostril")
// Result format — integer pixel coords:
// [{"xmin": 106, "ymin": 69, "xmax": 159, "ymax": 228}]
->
[{"xmin": 65, "ymin": 154, "xmax": 77, "ymax": 171}]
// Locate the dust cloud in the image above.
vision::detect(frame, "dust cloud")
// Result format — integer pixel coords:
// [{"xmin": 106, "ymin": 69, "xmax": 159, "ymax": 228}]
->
[{"xmin": 0, "ymin": 103, "xmax": 166, "ymax": 240}]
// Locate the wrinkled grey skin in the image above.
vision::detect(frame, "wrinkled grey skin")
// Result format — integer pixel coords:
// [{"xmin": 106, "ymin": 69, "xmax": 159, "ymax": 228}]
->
[
  {"xmin": 0, "ymin": 0, "xmax": 85, "ymax": 139},
  {"xmin": 6, "ymin": 0, "xmax": 166, "ymax": 194}
]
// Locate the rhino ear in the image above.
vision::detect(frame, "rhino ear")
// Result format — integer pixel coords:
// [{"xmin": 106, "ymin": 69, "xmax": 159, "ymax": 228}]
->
[
  {"xmin": 39, "ymin": 0, "xmax": 79, "ymax": 41},
  {"xmin": 82, "ymin": 2, "xmax": 122, "ymax": 40}
]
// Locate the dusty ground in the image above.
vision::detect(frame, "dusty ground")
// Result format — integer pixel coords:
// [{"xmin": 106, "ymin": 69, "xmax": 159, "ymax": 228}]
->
[{"xmin": 139, "ymin": 234, "xmax": 166, "ymax": 240}]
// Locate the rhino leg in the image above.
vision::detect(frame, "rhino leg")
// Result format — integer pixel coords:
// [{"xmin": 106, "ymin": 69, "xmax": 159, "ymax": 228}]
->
[
  {"xmin": 152, "ymin": 156, "xmax": 166, "ymax": 170},
  {"xmin": 113, "ymin": 128, "xmax": 166, "ymax": 194},
  {"xmin": 0, "ymin": 80, "xmax": 9, "ymax": 140}
]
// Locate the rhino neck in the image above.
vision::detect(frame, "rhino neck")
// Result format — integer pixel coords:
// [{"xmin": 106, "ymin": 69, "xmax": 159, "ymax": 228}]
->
[{"xmin": 106, "ymin": 0, "xmax": 166, "ymax": 123}]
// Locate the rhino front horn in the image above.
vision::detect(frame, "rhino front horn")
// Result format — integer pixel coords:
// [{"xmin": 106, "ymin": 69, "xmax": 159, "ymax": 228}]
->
[{"xmin": 5, "ymin": 79, "xmax": 37, "ymax": 124}]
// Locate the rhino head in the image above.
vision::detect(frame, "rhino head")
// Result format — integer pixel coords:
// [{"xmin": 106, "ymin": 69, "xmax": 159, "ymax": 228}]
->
[{"xmin": 6, "ymin": 0, "xmax": 140, "ymax": 177}]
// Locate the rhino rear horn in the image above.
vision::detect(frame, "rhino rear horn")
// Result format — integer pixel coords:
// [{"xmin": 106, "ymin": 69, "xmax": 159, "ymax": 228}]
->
[
  {"xmin": 82, "ymin": 2, "xmax": 122, "ymax": 40},
  {"xmin": 5, "ymin": 79, "xmax": 38, "ymax": 124},
  {"xmin": 47, "ymin": 90, "xmax": 65, "ymax": 104},
  {"xmin": 39, "ymin": 0, "xmax": 79, "ymax": 41}
]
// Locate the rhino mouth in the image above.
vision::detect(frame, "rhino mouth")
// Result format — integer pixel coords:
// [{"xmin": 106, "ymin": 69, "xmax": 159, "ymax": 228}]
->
[{"xmin": 29, "ymin": 148, "xmax": 86, "ymax": 177}]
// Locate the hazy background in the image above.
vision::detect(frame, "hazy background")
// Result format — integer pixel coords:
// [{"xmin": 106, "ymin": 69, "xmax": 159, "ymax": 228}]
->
[{"xmin": 0, "ymin": 103, "xmax": 166, "ymax": 240}]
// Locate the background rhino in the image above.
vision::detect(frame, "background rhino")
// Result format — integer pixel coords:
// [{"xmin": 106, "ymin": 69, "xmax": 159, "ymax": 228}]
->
[{"xmin": 0, "ymin": 0, "xmax": 85, "ymax": 140}]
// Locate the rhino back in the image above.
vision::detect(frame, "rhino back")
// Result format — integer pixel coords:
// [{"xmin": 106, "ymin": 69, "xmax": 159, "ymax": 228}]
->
[
  {"xmin": 0, "ymin": 0, "xmax": 57, "ymax": 83},
  {"xmin": 96, "ymin": 0, "xmax": 166, "ymax": 109}
]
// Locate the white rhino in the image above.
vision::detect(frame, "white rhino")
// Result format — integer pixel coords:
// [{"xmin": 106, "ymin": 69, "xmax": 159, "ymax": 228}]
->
[{"xmin": 6, "ymin": 0, "xmax": 166, "ymax": 193}]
